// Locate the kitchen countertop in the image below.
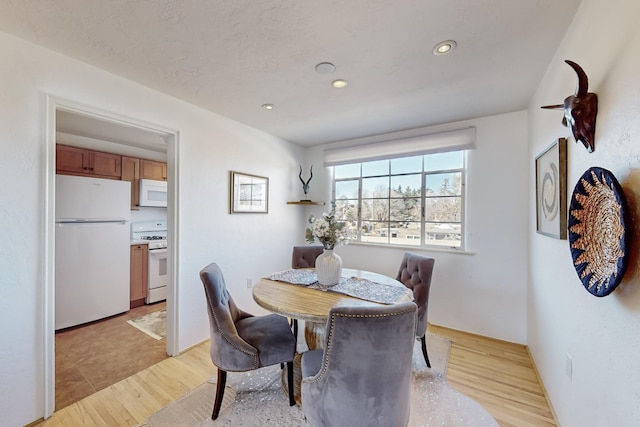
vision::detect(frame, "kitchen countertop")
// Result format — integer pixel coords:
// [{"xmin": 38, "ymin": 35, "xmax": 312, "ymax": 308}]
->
[{"xmin": 130, "ymin": 240, "xmax": 149, "ymax": 246}]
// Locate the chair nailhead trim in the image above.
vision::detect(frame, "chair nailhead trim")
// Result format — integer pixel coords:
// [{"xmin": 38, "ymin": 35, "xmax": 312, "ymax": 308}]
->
[
  {"xmin": 333, "ymin": 308, "xmax": 416, "ymax": 319},
  {"xmin": 304, "ymin": 307, "xmax": 416, "ymax": 384},
  {"xmin": 207, "ymin": 299, "xmax": 259, "ymax": 368}
]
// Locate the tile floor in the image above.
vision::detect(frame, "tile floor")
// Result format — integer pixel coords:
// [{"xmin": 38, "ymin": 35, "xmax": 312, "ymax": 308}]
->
[{"xmin": 54, "ymin": 301, "xmax": 168, "ymax": 410}]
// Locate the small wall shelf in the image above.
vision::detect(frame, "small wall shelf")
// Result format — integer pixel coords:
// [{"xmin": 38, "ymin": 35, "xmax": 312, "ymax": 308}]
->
[{"xmin": 287, "ymin": 200, "xmax": 326, "ymax": 205}]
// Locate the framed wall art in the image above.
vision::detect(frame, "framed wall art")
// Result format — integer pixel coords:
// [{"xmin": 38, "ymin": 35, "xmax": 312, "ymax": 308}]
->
[
  {"xmin": 230, "ymin": 171, "xmax": 269, "ymax": 213},
  {"xmin": 535, "ymin": 138, "xmax": 567, "ymax": 239}
]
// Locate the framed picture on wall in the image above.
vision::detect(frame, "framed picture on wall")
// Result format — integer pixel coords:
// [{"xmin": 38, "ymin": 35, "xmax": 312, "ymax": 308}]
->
[
  {"xmin": 230, "ymin": 171, "xmax": 269, "ymax": 213},
  {"xmin": 535, "ymin": 138, "xmax": 567, "ymax": 239}
]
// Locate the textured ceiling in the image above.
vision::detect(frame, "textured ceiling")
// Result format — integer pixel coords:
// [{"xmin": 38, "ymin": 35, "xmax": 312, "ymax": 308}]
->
[{"xmin": 0, "ymin": 0, "xmax": 582, "ymax": 146}]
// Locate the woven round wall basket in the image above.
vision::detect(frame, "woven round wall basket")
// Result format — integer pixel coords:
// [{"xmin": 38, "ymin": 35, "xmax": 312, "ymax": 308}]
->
[{"xmin": 568, "ymin": 167, "xmax": 629, "ymax": 297}]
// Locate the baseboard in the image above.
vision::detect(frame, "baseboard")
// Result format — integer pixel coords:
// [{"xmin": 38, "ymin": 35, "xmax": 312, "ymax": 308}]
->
[
  {"xmin": 428, "ymin": 322, "xmax": 523, "ymax": 346},
  {"xmin": 177, "ymin": 337, "xmax": 210, "ymax": 355},
  {"xmin": 24, "ymin": 418, "xmax": 44, "ymax": 427},
  {"xmin": 526, "ymin": 346, "xmax": 561, "ymax": 427}
]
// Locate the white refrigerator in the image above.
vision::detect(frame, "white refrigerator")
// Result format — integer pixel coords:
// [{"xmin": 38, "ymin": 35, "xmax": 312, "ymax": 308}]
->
[{"xmin": 55, "ymin": 174, "xmax": 131, "ymax": 330}]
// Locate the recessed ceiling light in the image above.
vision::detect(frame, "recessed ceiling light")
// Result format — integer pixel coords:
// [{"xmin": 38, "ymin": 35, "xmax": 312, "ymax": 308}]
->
[
  {"xmin": 262, "ymin": 104, "xmax": 274, "ymax": 110},
  {"xmin": 332, "ymin": 79, "xmax": 348, "ymax": 89},
  {"xmin": 315, "ymin": 62, "xmax": 336, "ymax": 74},
  {"xmin": 433, "ymin": 40, "xmax": 457, "ymax": 56}
]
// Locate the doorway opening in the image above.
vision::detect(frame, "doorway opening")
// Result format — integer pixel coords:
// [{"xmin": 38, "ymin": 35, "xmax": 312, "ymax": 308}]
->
[{"xmin": 44, "ymin": 97, "xmax": 179, "ymax": 417}]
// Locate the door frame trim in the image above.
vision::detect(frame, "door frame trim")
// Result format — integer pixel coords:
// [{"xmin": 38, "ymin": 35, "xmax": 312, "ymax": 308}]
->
[{"xmin": 43, "ymin": 95, "xmax": 181, "ymax": 417}]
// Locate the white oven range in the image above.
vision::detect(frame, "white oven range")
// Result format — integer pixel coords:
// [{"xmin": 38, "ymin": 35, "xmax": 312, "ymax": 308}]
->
[{"xmin": 131, "ymin": 221, "xmax": 168, "ymax": 304}]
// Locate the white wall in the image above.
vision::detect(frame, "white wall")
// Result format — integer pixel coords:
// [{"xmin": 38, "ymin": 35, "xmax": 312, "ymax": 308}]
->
[
  {"xmin": 305, "ymin": 111, "xmax": 530, "ymax": 344},
  {"xmin": 528, "ymin": 1, "xmax": 640, "ymax": 426},
  {"xmin": 0, "ymin": 31, "xmax": 306, "ymax": 426}
]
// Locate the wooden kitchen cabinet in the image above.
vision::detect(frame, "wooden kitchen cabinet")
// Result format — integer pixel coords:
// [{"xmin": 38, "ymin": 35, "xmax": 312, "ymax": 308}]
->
[
  {"xmin": 130, "ymin": 243, "xmax": 148, "ymax": 308},
  {"xmin": 92, "ymin": 150, "xmax": 122, "ymax": 177},
  {"xmin": 56, "ymin": 144, "xmax": 122, "ymax": 179},
  {"xmin": 57, "ymin": 145, "xmax": 167, "ymax": 206},
  {"xmin": 121, "ymin": 156, "xmax": 140, "ymax": 210},
  {"xmin": 140, "ymin": 159, "xmax": 167, "ymax": 181}
]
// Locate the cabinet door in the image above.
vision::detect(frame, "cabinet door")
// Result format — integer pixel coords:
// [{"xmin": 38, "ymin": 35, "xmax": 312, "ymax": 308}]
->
[
  {"xmin": 91, "ymin": 151, "xmax": 122, "ymax": 178},
  {"xmin": 140, "ymin": 159, "xmax": 167, "ymax": 181},
  {"xmin": 121, "ymin": 156, "xmax": 140, "ymax": 210},
  {"xmin": 56, "ymin": 145, "xmax": 90, "ymax": 174},
  {"xmin": 56, "ymin": 145, "xmax": 122, "ymax": 179},
  {"xmin": 130, "ymin": 244, "xmax": 148, "ymax": 308}
]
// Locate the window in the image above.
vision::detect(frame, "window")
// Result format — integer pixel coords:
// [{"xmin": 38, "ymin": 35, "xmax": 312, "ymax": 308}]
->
[{"xmin": 333, "ymin": 151, "xmax": 465, "ymax": 250}]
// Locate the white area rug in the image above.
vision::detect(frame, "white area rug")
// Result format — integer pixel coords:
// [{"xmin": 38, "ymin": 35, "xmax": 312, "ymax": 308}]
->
[
  {"xmin": 127, "ymin": 310, "xmax": 166, "ymax": 340},
  {"xmin": 136, "ymin": 334, "xmax": 499, "ymax": 427}
]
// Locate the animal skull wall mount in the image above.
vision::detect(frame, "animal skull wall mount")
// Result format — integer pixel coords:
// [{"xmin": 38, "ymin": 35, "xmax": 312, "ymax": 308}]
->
[
  {"xmin": 299, "ymin": 165, "xmax": 313, "ymax": 200},
  {"xmin": 541, "ymin": 60, "xmax": 598, "ymax": 153}
]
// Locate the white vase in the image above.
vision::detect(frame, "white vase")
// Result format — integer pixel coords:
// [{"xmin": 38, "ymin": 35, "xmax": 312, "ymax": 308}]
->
[{"xmin": 316, "ymin": 249, "xmax": 343, "ymax": 286}]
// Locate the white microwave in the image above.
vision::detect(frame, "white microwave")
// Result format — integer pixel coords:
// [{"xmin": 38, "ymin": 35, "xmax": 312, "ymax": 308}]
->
[{"xmin": 139, "ymin": 179, "xmax": 167, "ymax": 207}]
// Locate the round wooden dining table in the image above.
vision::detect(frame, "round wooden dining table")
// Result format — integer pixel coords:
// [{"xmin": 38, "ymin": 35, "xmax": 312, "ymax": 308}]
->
[{"xmin": 252, "ymin": 268, "xmax": 412, "ymax": 349}]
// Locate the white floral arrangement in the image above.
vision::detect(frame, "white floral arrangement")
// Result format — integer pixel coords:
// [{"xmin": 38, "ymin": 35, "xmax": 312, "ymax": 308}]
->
[{"xmin": 305, "ymin": 203, "xmax": 351, "ymax": 250}]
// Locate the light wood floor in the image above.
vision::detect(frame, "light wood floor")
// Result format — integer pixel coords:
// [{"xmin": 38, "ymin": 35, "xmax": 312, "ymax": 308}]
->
[
  {"xmin": 31, "ymin": 324, "xmax": 557, "ymax": 427},
  {"xmin": 429, "ymin": 325, "xmax": 557, "ymax": 427}
]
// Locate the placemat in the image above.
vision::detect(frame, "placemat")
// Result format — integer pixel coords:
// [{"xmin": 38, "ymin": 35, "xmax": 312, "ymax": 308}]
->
[{"xmin": 266, "ymin": 269, "xmax": 412, "ymax": 304}]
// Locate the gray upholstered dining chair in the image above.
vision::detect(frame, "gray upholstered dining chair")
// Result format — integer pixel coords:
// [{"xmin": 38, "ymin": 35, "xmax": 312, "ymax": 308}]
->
[
  {"xmin": 200, "ymin": 262, "xmax": 296, "ymax": 420},
  {"xmin": 290, "ymin": 245, "xmax": 324, "ymax": 339},
  {"xmin": 292, "ymin": 245, "xmax": 324, "ymax": 269},
  {"xmin": 395, "ymin": 252, "xmax": 435, "ymax": 367},
  {"xmin": 300, "ymin": 302, "xmax": 417, "ymax": 427}
]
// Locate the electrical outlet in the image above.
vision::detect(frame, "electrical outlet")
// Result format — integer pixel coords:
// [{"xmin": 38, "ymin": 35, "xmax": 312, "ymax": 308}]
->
[
  {"xmin": 246, "ymin": 277, "xmax": 253, "ymax": 288},
  {"xmin": 565, "ymin": 353, "xmax": 572, "ymax": 379}
]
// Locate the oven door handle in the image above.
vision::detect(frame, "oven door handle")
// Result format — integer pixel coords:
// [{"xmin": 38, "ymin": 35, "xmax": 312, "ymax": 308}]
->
[{"xmin": 149, "ymin": 248, "xmax": 168, "ymax": 255}]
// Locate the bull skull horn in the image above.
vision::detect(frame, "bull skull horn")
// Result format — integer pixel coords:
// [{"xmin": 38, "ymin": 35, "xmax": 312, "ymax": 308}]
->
[
  {"xmin": 566, "ymin": 60, "xmax": 589, "ymax": 97},
  {"xmin": 539, "ymin": 60, "xmax": 590, "ymax": 109}
]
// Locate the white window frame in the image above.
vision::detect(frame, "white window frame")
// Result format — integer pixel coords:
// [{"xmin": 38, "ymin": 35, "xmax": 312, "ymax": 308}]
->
[{"xmin": 332, "ymin": 151, "xmax": 467, "ymax": 251}]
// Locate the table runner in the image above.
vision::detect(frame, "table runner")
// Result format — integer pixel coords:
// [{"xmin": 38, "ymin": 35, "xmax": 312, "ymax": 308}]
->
[{"xmin": 265, "ymin": 269, "xmax": 412, "ymax": 305}]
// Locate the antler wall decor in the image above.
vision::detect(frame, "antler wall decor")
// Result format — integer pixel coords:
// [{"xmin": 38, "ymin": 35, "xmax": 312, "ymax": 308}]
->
[
  {"xmin": 299, "ymin": 165, "xmax": 313, "ymax": 200},
  {"xmin": 541, "ymin": 60, "xmax": 598, "ymax": 153}
]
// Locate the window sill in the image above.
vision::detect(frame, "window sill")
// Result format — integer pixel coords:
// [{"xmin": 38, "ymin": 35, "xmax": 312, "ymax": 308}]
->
[{"xmin": 346, "ymin": 241, "xmax": 476, "ymax": 255}]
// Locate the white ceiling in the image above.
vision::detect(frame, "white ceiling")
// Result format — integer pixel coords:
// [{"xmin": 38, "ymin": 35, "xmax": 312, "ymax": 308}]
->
[{"xmin": 0, "ymin": 0, "xmax": 582, "ymax": 146}]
